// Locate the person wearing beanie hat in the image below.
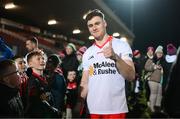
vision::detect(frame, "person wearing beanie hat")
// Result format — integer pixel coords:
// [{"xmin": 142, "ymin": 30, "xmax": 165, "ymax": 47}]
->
[
  {"xmin": 133, "ymin": 50, "xmax": 140, "ymax": 57},
  {"xmin": 65, "ymin": 43, "xmax": 77, "ymax": 56},
  {"xmin": 47, "ymin": 54, "xmax": 62, "ymax": 67},
  {"xmin": 164, "ymin": 44, "xmax": 177, "ymax": 95},
  {"xmin": 67, "ymin": 43, "xmax": 76, "ymax": 52},
  {"xmin": 145, "ymin": 45, "xmax": 166, "ymax": 112},
  {"xmin": 165, "ymin": 44, "xmax": 177, "ymax": 63},
  {"xmin": 155, "ymin": 45, "xmax": 163, "ymax": 54},
  {"xmin": 62, "ymin": 43, "xmax": 79, "ymax": 78},
  {"xmin": 45, "ymin": 54, "xmax": 66, "ymax": 115},
  {"xmin": 164, "ymin": 47, "xmax": 180, "ymax": 118},
  {"xmin": 147, "ymin": 46, "xmax": 154, "ymax": 52},
  {"xmin": 144, "ymin": 46, "xmax": 155, "ymax": 103},
  {"xmin": 146, "ymin": 46, "xmax": 154, "ymax": 60},
  {"xmin": 132, "ymin": 49, "xmax": 146, "ymax": 98},
  {"xmin": 167, "ymin": 43, "xmax": 177, "ymax": 56}
]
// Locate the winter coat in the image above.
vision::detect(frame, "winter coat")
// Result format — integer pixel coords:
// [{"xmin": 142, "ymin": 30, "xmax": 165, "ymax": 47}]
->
[
  {"xmin": 0, "ymin": 83, "xmax": 24, "ymax": 117},
  {"xmin": 144, "ymin": 59, "xmax": 162, "ymax": 83},
  {"xmin": 25, "ymin": 72, "xmax": 56, "ymax": 118},
  {"xmin": 164, "ymin": 49, "xmax": 180, "ymax": 117},
  {"xmin": 47, "ymin": 68, "xmax": 66, "ymax": 111},
  {"xmin": 61, "ymin": 53, "xmax": 79, "ymax": 78}
]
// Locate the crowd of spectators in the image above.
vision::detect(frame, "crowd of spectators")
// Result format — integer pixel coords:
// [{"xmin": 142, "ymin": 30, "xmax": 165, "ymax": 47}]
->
[{"xmin": 0, "ymin": 35, "xmax": 179, "ymax": 118}]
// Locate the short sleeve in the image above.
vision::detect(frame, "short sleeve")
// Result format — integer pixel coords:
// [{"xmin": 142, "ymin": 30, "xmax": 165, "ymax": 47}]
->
[
  {"xmin": 113, "ymin": 40, "xmax": 133, "ymax": 61},
  {"xmin": 82, "ymin": 51, "xmax": 89, "ymax": 71}
]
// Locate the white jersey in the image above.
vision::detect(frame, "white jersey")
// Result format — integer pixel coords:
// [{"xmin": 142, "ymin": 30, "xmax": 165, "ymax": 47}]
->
[{"xmin": 82, "ymin": 36, "xmax": 133, "ymax": 114}]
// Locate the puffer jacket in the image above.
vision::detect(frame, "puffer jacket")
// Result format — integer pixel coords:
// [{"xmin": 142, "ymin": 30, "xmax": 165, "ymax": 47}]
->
[{"xmin": 144, "ymin": 59, "xmax": 162, "ymax": 83}]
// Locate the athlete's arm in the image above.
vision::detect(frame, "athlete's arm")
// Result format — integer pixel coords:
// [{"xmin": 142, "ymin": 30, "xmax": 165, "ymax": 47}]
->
[
  {"xmin": 80, "ymin": 70, "xmax": 89, "ymax": 99},
  {"xmin": 74, "ymin": 70, "xmax": 88, "ymax": 116},
  {"xmin": 103, "ymin": 40, "xmax": 135, "ymax": 81},
  {"xmin": 113, "ymin": 54, "xmax": 135, "ymax": 81}
]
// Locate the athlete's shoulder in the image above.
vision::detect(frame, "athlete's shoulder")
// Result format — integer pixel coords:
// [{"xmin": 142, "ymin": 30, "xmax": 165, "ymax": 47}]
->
[
  {"xmin": 112, "ymin": 37, "xmax": 130, "ymax": 47},
  {"xmin": 84, "ymin": 45, "xmax": 94, "ymax": 54}
]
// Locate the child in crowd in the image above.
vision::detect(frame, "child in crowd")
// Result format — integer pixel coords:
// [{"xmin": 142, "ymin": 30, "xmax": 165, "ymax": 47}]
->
[
  {"xmin": 25, "ymin": 50, "xmax": 58, "ymax": 117},
  {"xmin": 66, "ymin": 70, "xmax": 78, "ymax": 119},
  {"xmin": 14, "ymin": 56, "xmax": 28, "ymax": 108}
]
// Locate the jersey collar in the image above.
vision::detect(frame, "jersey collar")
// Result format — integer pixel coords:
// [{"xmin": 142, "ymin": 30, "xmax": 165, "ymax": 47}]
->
[{"xmin": 94, "ymin": 36, "xmax": 113, "ymax": 49}]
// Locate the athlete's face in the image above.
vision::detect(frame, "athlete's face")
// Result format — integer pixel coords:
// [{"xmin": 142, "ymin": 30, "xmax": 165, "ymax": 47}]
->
[{"xmin": 87, "ymin": 16, "xmax": 107, "ymax": 40}]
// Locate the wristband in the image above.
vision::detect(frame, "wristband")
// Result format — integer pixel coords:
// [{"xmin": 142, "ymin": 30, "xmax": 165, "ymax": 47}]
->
[{"xmin": 112, "ymin": 53, "xmax": 119, "ymax": 62}]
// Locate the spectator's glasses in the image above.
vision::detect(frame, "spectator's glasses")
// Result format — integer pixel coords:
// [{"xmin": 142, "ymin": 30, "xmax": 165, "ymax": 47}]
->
[{"xmin": 2, "ymin": 70, "xmax": 19, "ymax": 78}]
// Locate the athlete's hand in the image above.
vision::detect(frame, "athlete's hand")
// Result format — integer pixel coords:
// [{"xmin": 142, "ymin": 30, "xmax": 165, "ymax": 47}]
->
[{"xmin": 102, "ymin": 39, "xmax": 116, "ymax": 60}]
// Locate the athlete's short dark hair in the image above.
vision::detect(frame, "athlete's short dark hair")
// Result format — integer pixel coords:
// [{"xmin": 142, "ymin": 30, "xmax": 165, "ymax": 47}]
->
[{"xmin": 85, "ymin": 9, "xmax": 105, "ymax": 23}]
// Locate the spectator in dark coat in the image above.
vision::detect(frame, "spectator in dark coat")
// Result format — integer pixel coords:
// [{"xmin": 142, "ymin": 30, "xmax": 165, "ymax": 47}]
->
[
  {"xmin": 164, "ymin": 43, "xmax": 177, "ymax": 93},
  {"xmin": 45, "ymin": 54, "xmax": 66, "ymax": 116},
  {"xmin": 0, "ymin": 60, "xmax": 23, "ymax": 117},
  {"xmin": 164, "ymin": 47, "xmax": 180, "ymax": 118},
  {"xmin": 61, "ymin": 43, "xmax": 79, "ymax": 78}
]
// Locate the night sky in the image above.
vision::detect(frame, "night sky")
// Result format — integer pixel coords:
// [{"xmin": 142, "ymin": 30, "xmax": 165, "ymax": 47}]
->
[{"xmin": 104, "ymin": 0, "xmax": 180, "ymax": 53}]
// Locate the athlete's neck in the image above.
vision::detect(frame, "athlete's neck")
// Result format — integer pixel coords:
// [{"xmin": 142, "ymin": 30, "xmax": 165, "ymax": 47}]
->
[{"xmin": 95, "ymin": 34, "xmax": 109, "ymax": 46}]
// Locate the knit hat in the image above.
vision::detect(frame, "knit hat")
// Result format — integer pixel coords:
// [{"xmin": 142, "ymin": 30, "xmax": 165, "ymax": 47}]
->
[
  {"xmin": 167, "ymin": 43, "xmax": 177, "ymax": 55},
  {"xmin": 77, "ymin": 46, "xmax": 87, "ymax": 56},
  {"xmin": 66, "ymin": 43, "xmax": 76, "ymax": 51},
  {"xmin": 133, "ymin": 50, "xmax": 140, "ymax": 57},
  {"xmin": 47, "ymin": 54, "xmax": 61, "ymax": 66},
  {"xmin": 147, "ymin": 46, "xmax": 154, "ymax": 52},
  {"xmin": 155, "ymin": 45, "xmax": 163, "ymax": 53}
]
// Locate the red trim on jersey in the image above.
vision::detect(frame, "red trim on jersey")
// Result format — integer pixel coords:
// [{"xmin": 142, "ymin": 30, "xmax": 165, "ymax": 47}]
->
[
  {"xmin": 94, "ymin": 36, "xmax": 113, "ymax": 49},
  {"xmin": 90, "ymin": 113, "xmax": 126, "ymax": 119}
]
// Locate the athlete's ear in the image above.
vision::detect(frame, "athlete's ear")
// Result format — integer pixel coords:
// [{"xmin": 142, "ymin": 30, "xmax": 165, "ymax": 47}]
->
[{"xmin": 103, "ymin": 20, "xmax": 107, "ymax": 27}]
